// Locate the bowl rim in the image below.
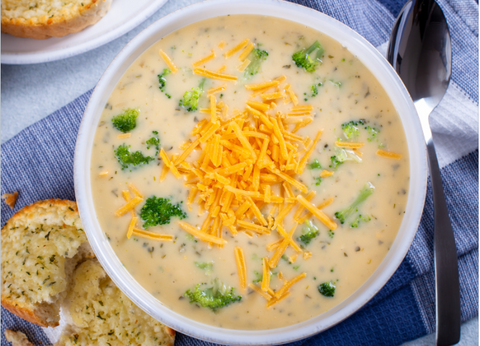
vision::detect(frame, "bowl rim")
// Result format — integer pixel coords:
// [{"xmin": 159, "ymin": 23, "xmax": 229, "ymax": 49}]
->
[{"xmin": 74, "ymin": 0, "xmax": 428, "ymax": 344}]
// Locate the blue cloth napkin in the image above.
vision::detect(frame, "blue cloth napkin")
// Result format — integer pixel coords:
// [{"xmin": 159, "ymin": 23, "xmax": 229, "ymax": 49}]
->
[{"xmin": 2, "ymin": 0, "xmax": 478, "ymax": 345}]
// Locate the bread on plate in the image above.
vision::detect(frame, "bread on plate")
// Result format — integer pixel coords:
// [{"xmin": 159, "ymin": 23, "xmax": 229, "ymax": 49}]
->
[{"xmin": 1, "ymin": 0, "xmax": 112, "ymax": 39}]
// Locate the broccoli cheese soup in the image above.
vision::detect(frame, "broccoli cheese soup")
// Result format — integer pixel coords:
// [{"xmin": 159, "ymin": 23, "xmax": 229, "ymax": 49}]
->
[{"xmin": 90, "ymin": 15, "xmax": 410, "ymax": 330}]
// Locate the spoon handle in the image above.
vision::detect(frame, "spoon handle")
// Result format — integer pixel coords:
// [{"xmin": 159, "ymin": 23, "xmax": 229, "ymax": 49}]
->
[{"xmin": 426, "ymin": 136, "xmax": 461, "ymax": 346}]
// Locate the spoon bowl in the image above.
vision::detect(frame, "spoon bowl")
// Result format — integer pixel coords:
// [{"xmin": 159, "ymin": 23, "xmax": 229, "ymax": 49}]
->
[{"xmin": 387, "ymin": 1, "xmax": 460, "ymax": 345}]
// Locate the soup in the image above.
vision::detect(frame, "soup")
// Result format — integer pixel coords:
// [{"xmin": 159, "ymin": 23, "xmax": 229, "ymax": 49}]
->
[{"xmin": 90, "ymin": 15, "xmax": 409, "ymax": 330}]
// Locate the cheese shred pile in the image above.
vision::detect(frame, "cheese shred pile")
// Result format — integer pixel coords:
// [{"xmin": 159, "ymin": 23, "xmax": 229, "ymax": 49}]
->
[
  {"xmin": 149, "ymin": 39, "xmax": 344, "ymax": 305},
  {"xmin": 113, "ymin": 40, "xmax": 359, "ymax": 307}
]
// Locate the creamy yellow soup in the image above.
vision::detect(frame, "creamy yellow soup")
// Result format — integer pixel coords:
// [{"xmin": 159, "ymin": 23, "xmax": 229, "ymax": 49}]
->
[{"xmin": 90, "ymin": 15, "xmax": 409, "ymax": 330}]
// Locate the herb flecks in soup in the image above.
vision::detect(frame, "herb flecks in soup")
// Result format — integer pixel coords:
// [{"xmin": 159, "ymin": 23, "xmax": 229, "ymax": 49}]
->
[{"xmin": 91, "ymin": 15, "xmax": 409, "ymax": 330}]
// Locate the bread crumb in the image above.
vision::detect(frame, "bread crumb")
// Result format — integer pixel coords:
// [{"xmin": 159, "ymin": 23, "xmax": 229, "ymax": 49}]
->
[
  {"xmin": 2, "ymin": 191, "xmax": 18, "ymax": 209},
  {"xmin": 4, "ymin": 329, "xmax": 34, "ymax": 346}
]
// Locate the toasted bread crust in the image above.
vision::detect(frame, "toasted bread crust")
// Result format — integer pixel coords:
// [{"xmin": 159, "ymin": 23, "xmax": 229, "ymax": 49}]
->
[
  {"xmin": 1, "ymin": 199, "xmax": 80, "ymax": 233},
  {"xmin": 1, "ymin": 0, "xmax": 112, "ymax": 39},
  {"xmin": 1, "ymin": 298, "xmax": 56, "ymax": 328},
  {"xmin": 165, "ymin": 326, "xmax": 176, "ymax": 345}
]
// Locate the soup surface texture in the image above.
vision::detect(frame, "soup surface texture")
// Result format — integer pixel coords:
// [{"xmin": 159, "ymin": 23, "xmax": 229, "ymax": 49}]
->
[{"xmin": 90, "ymin": 15, "xmax": 410, "ymax": 330}]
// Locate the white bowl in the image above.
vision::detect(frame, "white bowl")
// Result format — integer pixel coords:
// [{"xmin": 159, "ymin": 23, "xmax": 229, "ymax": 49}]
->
[{"xmin": 74, "ymin": 1, "xmax": 428, "ymax": 344}]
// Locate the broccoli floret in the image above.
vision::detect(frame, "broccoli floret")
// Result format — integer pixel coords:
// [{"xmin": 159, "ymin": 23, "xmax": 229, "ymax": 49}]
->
[
  {"xmin": 111, "ymin": 108, "xmax": 139, "ymax": 133},
  {"xmin": 318, "ymin": 281, "xmax": 336, "ymax": 297},
  {"xmin": 158, "ymin": 68, "xmax": 171, "ymax": 98},
  {"xmin": 114, "ymin": 144, "xmax": 154, "ymax": 170},
  {"xmin": 146, "ymin": 131, "xmax": 160, "ymax": 156},
  {"xmin": 329, "ymin": 148, "xmax": 362, "ymax": 169},
  {"xmin": 292, "ymin": 40, "xmax": 324, "ymax": 72},
  {"xmin": 179, "ymin": 78, "xmax": 206, "ymax": 112},
  {"xmin": 311, "ymin": 84, "xmax": 319, "ymax": 97},
  {"xmin": 184, "ymin": 278, "xmax": 242, "ymax": 311},
  {"xmin": 298, "ymin": 220, "xmax": 319, "ymax": 245},
  {"xmin": 350, "ymin": 214, "xmax": 372, "ymax": 228},
  {"xmin": 365, "ymin": 125, "xmax": 380, "ymax": 141},
  {"xmin": 308, "ymin": 159, "xmax": 322, "ymax": 169},
  {"xmin": 314, "ymin": 177, "xmax": 322, "ymax": 186},
  {"xmin": 140, "ymin": 196, "xmax": 187, "ymax": 228},
  {"xmin": 244, "ymin": 48, "xmax": 269, "ymax": 78},
  {"xmin": 334, "ymin": 183, "xmax": 375, "ymax": 224},
  {"xmin": 195, "ymin": 261, "xmax": 213, "ymax": 275},
  {"xmin": 341, "ymin": 120, "xmax": 365, "ymax": 139}
]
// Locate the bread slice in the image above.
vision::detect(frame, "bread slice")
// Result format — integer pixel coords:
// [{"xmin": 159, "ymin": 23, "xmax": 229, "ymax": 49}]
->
[
  {"xmin": 4, "ymin": 330, "xmax": 35, "ymax": 346},
  {"xmin": 1, "ymin": 199, "xmax": 93, "ymax": 327},
  {"xmin": 56, "ymin": 259, "xmax": 176, "ymax": 346},
  {"xmin": 1, "ymin": 0, "xmax": 112, "ymax": 39}
]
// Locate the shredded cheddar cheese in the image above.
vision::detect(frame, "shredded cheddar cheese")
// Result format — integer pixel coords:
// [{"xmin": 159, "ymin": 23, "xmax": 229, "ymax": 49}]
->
[
  {"xmin": 193, "ymin": 50, "xmax": 216, "ymax": 67},
  {"xmin": 225, "ymin": 39, "xmax": 249, "ymax": 58},
  {"xmin": 297, "ymin": 195, "xmax": 337, "ymax": 230},
  {"xmin": 261, "ymin": 257, "xmax": 270, "ymax": 292},
  {"xmin": 126, "ymin": 217, "xmax": 137, "ymax": 239},
  {"xmin": 248, "ymin": 283, "xmax": 272, "ymax": 301},
  {"xmin": 266, "ymin": 291, "xmax": 290, "ymax": 308},
  {"xmin": 234, "ymin": 246, "xmax": 247, "ymax": 289},
  {"xmin": 274, "ymin": 272, "xmax": 306, "ymax": 299},
  {"xmin": 193, "ymin": 68, "xmax": 238, "ymax": 82},
  {"xmin": 335, "ymin": 141, "xmax": 364, "ymax": 148},
  {"xmin": 158, "ymin": 49, "xmax": 178, "ymax": 73},
  {"xmin": 208, "ymin": 84, "xmax": 227, "ymax": 95},
  {"xmin": 178, "ymin": 221, "xmax": 227, "ymax": 245},
  {"xmin": 376, "ymin": 149, "xmax": 403, "ymax": 159},
  {"xmin": 238, "ymin": 42, "xmax": 255, "ymax": 61},
  {"xmin": 115, "ymin": 196, "xmax": 143, "ymax": 217},
  {"xmin": 320, "ymin": 170, "xmax": 334, "ymax": 178},
  {"xmin": 132, "ymin": 228, "xmax": 173, "ymax": 241}
]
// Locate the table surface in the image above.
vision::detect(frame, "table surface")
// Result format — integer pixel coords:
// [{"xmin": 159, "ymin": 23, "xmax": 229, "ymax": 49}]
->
[{"xmin": 1, "ymin": 0, "xmax": 477, "ymax": 344}]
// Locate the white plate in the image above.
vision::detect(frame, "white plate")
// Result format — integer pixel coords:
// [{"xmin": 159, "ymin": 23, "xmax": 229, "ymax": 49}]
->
[{"xmin": 1, "ymin": 0, "xmax": 168, "ymax": 65}]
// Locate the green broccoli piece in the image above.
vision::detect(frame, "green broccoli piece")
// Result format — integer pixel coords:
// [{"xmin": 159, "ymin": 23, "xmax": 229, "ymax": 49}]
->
[
  {"xmin": 292, "ymin": 40, "xmax": 324, "ymax": 72},
  {"xmin": 327, "ymin": 230, "xmax": 335, "ymax": 238},
  {"xmin": 308, "ymin": 159, "xmax": 322, "ymax": 169},
  {"xmin": 329, "ymin": 148, "xmax": 362, "ymax": 169},
  {"xmin": 311, "ymin": 84, "xmax": 319, "ymax": 97},
  {"xmin": 111, "ymin": 108, "xmax": 139, "ymax": 133},
  {"xmin": 140, "ymin": 196, "xmax": 187, "ymax": 228},
  {"xmin": 252, "ymin": 270, "xmax": 263, "ymax": 283},
  {"xmin": 329, "ymin": 156, "xmax": 343, "ymax": 169},
  {"xmin": 335, "ymin": 183, "xmax": 375, "ymax": 224},
  {"xmin": 314, "ymin": 177, "xmax": 322, "ymax": 186},
  {"xmin": 365, "ymin": 125, "xmax": 380, "ymax": 141},
  {"xmin": 244, "ymin": 48, "xmax": 269, "ymax": 78},
  {"xmin": 341, "ymin": 120, "xmax": 365, "ymax": 139},
  {"xmin": 350, "ymin": 214, "xmax": 372, "ymax": 228},
  {"xmin": 146, "ymin": 131, "xmax": 160, "ymax": 156},
  {"xmin": 114, "ymin": 144, "xmax": 154, "ymax": 170},
  {"xmin": 158, "ymin": 68, "xmax": 171, "ymax": 98},
  {"xmin": 318, "ymin": 281, "xmax": 336, "ymax": 297},
  {"xmin": 195, "ymin": 261, "xmax": 213, "ymax": 275},
  {"xmin": 179, "ymin": 78, "xmax": 206, "ymax": 112},
  {"xmin": 298, "ymin": 220, "xmax": 319, "ymax": 245},
  {"xmin": 329, "ymin": 80, "xmax": 342, "ymax": 88},
  {"xmin": 184, "ymin": 278, "xmax": 242, "ymax": 311}
]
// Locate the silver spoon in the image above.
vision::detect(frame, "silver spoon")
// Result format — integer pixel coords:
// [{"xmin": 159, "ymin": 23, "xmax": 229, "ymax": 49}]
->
[{"xmin": 387, "ymin": 0, "xmax": 460, "ymax": 345}]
